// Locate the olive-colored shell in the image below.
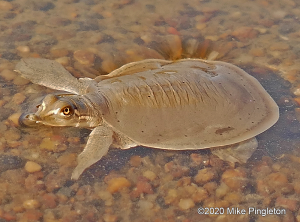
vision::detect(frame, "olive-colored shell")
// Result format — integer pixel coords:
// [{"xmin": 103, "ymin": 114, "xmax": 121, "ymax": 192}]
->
[{"xmin": 96, "ymin": 59, "xmax": 279, "ymax": 150}]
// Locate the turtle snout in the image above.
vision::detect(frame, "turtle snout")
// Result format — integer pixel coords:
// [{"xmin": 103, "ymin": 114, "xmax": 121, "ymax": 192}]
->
[{"xmin": 19, "ymin": 113, "xmax": 41, "ymax": 127}]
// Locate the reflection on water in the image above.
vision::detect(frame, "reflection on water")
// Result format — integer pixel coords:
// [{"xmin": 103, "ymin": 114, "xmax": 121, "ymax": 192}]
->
[{"xmin": 0, "ymin": 0, "xmax": 300, "ymax": 221}]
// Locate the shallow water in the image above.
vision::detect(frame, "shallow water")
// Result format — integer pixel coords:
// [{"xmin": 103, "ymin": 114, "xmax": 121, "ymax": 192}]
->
[{"xmin": 1, "ymin": 0, "xmax": 300, "ymax": 221}]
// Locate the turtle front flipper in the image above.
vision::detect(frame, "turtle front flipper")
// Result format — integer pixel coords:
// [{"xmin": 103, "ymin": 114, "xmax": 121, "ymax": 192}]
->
[
  {"xmin": 15, "ymin": 58, "xmax": 90, "ymax": 95},
  {"xmin": 71, "ymin": 126, "xmax": 113, "ymax": 180},
  {"xmin": 211, "ymin": 138, "xmax": 258, "ymax": 164}
]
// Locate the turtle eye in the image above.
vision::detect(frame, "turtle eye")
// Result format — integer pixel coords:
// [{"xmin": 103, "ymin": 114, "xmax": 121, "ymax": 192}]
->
[
  {"xmin": 36, "ymin": 104, "xmax": 41, "ymax": 108},
  {"xmin": 61, "ymin": 106, "xmax": 73, "ymax": 116}
]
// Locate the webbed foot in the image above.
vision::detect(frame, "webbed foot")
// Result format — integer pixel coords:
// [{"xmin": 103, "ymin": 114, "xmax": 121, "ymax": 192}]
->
[
  {"xmin": 71, "ymin": 126, "xmax": 113, "ymax": 180},
  {"xmin": 211, "ymin": 138, "xmax": 258, "ymax": 163},
  {"xmin": 15, "ymin": 58, "xmax": 92, "ymax": 95}
]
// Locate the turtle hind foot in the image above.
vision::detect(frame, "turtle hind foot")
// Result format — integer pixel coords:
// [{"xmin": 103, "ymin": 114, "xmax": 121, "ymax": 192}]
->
[{"xmin": 211, "ymin": 138, "xmax": 258, "ymax": 164}]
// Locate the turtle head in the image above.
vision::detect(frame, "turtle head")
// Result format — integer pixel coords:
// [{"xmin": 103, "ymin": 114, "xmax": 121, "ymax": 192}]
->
[{"xmin": 19, "ymin": 94, "xmax": 103, "ymax": 128}]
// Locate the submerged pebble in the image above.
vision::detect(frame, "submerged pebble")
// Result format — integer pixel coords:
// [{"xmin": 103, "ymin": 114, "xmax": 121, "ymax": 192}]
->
[
  {"xmin": 23, "ymin": 199, "xmax": 41, "ymax": 210},
  {"xmin": 194, "ymin": 168, "xmax": 217, "ymax": 185},
  {"xmin": 221, "ymin": 168, "xmax": 248, "ymax": 191},
  {"xmin": 142, "ymin": 170, "xmax": 157, "ymax": 181},
  {"xmin": 7, "ymin": 113, "xmax": 21, "ymax": 126},
  {"xmin": 178, "ymin": 198, "xmax": 195, "ymax": 210},
  {"xmin": 0, "ymin": 1, "xmax": 13, "ymax": 11},
  {"xmin": 13, "ymin": 76, "xmax": 30, "ymax": 86},
  {"xmin": 24, "ymin": 161, "xmax": 42, "ymax": 173},
  {"xmin": 50, "ymin": 48, "xmax": 69, "ymax": 58},
  {"xmin": 107, "ymin": 177, "xmax": 131, "ymax": 193},
  {"xmin": 16, "ymin": 46, "xmax": 31, "ymax": 53},
  {"xmin": 73, "ymin": 50, "xmax": 95, "ymax": 65},
  {"xmin": 12, "ymin": 93, "xmax": 26, "ymax": 105},
  {"xmin": 0, "ymin": 69, "xmax": 17, "ymax": 81}
]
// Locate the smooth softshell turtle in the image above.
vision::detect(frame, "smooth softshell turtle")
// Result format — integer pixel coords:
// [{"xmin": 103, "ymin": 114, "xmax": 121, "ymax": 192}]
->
[{"xmin": 15, "ymin": 58, "xmax": 279, "ymax": 180}]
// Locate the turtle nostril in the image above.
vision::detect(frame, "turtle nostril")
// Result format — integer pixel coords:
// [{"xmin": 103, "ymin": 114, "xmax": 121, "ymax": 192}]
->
[{"xmin": 19, "ymin": 113, "xmax": 38, "ymax": 127}]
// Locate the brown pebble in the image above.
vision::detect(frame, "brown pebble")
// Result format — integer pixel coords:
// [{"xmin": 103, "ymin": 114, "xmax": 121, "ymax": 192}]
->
[
  {"xmin": 142, "ymin": 170, "xmax": 157, "ymax": 181},
  {"xmin": 129, "ymin": 155, "xmax": 142, "ymax": 167},
  {"xmin": 107, "ymin": 177, "xmax": 131, "ymax": 193},
  {"xmin": 266, "ymin": 172, "xmax": 288, "ymax": 189},
  {"xmin": 55, "ymin": 30, "xmax": 75, "ymax": 40},
  {"xmin": 13, "ymin": 76, "xmax": 30, "ymax": 86},
  {"xmin": 101, "ymin": 59, "xmax": 119, "ymax": 73},
  {"xmin": 4, "ymin": 128, "xmax": 21, "ymax": 141},
  {"xmin": 250, "ymin": 48, "xmax": 265, "ymax": 57},
  {"xmin": 196, "ymin": 23, "xmax": 206, "ymax": 30},
  {"xmin": 259, "ymin": 19, "xmax": 274, "ymax": 28},
  {"xmin": 57, "ymin": 153, "xmax": 77, "ymax": 167},
  {"xmin": 2, "ymin": 212, "xmax": 17, "ymax": 221},
  {"xmin": 131, "ymin": 180, "xmax": 153, "ymax": 198},
  {"xmin": 0, "ymin": 62, "xmax": 14, "ymax": 72},
  {"xmin": 164, "ymin": 161, "xmax": 174, "ymax": 172},
  {"xmin": 270, "ymin": 42, "xmax": 290, "ymax": 51},
  {"xmin": 177, "ymin": 177, "xmax": 191, "ymax": 186},
  {"xmin": 41, "ymin": 193, "xmax": 57, "ymax": 208},
  {"xmin": 164, "ymin": 189, "xmax": 178, "ymax": 205},
  {"xmin": 0, "ymin": 100, "xmax": 6, "ymax": 107},
  {"xmin": 275, "ymin": 197, "xmax": 298, "ymax": 212},
  {"xmin": 215, "ymin": 182, "xmax": 230, "ymax": 198},
  {"xmin": 25, "ymin": 174, "xmax": 45, "ymax": 191},
  {"xmin": 56, "ymin": 193, "xmax": 68, "ymax": 204},
  {"xmin": 40, "ymin": 137, "xmax": 67, "ymax": 152},
  {"xmin": 102, "ymin": 11, "xmax": 113, "ymax": 18},
  {"xmin": 16, "ymin": 46, "xmax": 30, "ymax": 53},
  {"xmin": 271, "ymin": 163, "xmax": 282, "ymax": 171},
  {"xmin": 231, "ymin": 27, "xmax": 259, "ymax": 41},
  {"xmin": 73, "ymin": 50, "xmax": 95, "ymax": 65},
  {"xmin": 223, "ymin": 192, "xmax": 242, "ymax": 205},
  {"xmin": 97, "ymin": 190, "xmax": 113, "ymax": 206},
  {"xmin": 45, "ymin": 171, "xmax": 67, "ymax": 192},
  {"xmin": 12, "ymin": 204, "xmax": 24, "ymax": 213},
  {"xmin": 192, "ymin": 187, "xmax": 208, "ymax": 203},
  {"xmin": 281, "ymin": 183, "xmax": 294, "ymax": 195},
  {"xmin": 21, "ymin": 209, "xmax": 43, "ymax": 221},
  {"xmin": 22, "ymin": 199, "xmax": 40, "ymax": 209},
  {"xmin": 89, "ymin": 33, "xmax": 104, "ymax": 44},
  {"xmin": 221, "ymin": 168, "xmax": 248, "ymax": 191},
  {"xmin": 293, "ymin": 181, "xmax": 300, "ymax": 194},
  {"xmin": 256, "ymin": 179, "xmax": 272, "ymax": 197},
  {"xmin": 190, "ymin": 153, "xmax": 203, "ymax": 165},
  {"xmin": 0, "ymin": 1, "xmax": 13, "ymax": 11},
  {"xmin": 24, "ymin": 161, "xmax": 42, "ymax": 173},
  {"xmin": 178, "ymin": 198, "xmax": 195, "ymax": 210},
  {"xmin": 12, "ymin": 93, "xmax": 26, "ymax": 105},
  {"xmin": 0, "ymin": 69, "xmax": 17, "ymax": 81},
  {"xmin": 203, "ymin": 182, "xmax": 218, "ymax": 195},
  {"xmin": 55, "ymin": 57, "xmax": 70, "ymax": 66},
  {"xmin": 50, "ymin": 48, "xmax": 69, "ymax": 58},
  {"xmin": 194, "ymin": 168, "xmax": 217, "ymax": 185},
  {"xmin": 8, "ymin": 113, "xmax": 21, "ymax": 126},
  {"xmin": 103, "ymin": 213, "xmax": 118, "ymax": 222},
  {"xmin": 40, "ymin": 138, "xmax": 56, "ymax": 151}
]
